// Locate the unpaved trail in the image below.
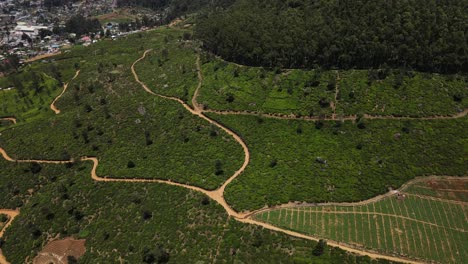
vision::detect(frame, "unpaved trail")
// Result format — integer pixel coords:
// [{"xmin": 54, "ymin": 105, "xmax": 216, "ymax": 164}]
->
[
  {"xmin": 237, "ymin": 217, "xmax": 424, "ymax": 264},
  {"xmin": 0, "ymin": 210, "xmax": 18, "ymax": 238},
  {"xmin": 50, "ymin": 70, "xmax": 81, "ymax": 114},
  {"xmin": 0, "ymin": 209, "xmax": 19, "ymax": 264},
  {"xmin": 131, "ymin": 50, "xmax": 251, "ymax": 217},
  {"xmin": 191, "ymin": 55, "xmax": 202, "ymax": 111},
  {"xmin": 0, "ymin": 118, "xmax": 16, "ymax": 124},
  {"xmin": 25, "ymin": 52, "xmax": 61, "ymax": 63},
  {"xmin": 331, "ymin": 71, "xmax": 340, "ymax": 120},
  {"xmin": 0, "ymin": 147, "xmax": 74, "ymax": 164}
]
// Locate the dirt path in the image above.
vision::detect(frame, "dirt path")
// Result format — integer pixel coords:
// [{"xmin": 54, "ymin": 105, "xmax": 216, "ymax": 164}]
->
[
  {"xmin": 0, "ymin": 210, "xmax": 18, "ymax": 238},
  {"xmin": 131, "ymin": 50, "xmax": 251, "ymax": 217},
  {"xmin": 0, "ymin": 209, "xmax": 19, "ymax": 264},
  {"xmin": 0, "ymin": 147, "xmax": 74, "ymax": 164},
  {"xmin": 0, "ymin": 118, "xmax": 16, "ymax": 124},
  {"xmin": 331, "ymin": 71, "xmax": 340, "ymax": 120},
  {"xmin": 1, "ymin": 50, "xmax": 463, "ymax": 264},
  {"xmin": 191, "ymin": 54, "xmax": 202, "ymax": 111},
  {"xmin": 25, "ymin": 52, "xmax": 61, "ymax": 63},
  {"xmin": 50, "ymin": 70, "xmax": 81, "ymax": 114}
]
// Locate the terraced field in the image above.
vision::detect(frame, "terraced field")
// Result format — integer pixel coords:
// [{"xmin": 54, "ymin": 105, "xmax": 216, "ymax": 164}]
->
[{"xmin": 253, "ymin": 177, "xmax": 468, "ymax": 263}]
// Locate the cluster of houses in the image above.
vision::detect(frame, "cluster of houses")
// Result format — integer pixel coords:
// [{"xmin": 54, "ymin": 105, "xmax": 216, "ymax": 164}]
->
[{"xmin": 0, "ymin": 0, "xmax": 159, "ymax": 66}]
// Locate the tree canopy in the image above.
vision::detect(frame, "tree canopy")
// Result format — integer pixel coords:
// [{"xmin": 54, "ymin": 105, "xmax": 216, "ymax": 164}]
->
[
  {"xmin": 65, "ymin": 15, "xmax": 102, "ymax": 36},
  {"xmin": 194, "ymin": 0, "xmax": 467, "ymax": 73}
]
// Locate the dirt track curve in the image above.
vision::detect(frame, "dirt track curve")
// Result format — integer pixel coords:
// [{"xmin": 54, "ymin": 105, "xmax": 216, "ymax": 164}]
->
[
  {"xmin": 0, "ymin": 118, "xmax": 16, "ymax": 124},
  {"xmin": 2, "ymin": 50, "xmax": 467, "ymax": 264},
  {"xmin": 50, "ymin": 70, "xmax": 81, "ymax": 114},
  {"xmin": 0, "ymin": 210, "xmax": 19, "ymax": 264}
]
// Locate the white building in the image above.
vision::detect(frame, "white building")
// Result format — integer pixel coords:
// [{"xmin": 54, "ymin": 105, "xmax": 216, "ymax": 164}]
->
[{"xmin": 14, "ymin": 24, "xmax": 48, "ymax": 37}]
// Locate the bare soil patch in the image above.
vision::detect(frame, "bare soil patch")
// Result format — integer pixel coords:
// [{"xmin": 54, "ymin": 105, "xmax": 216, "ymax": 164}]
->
[{"xmin": 33, "ymin": 238, "xmax": 86, "ymax": 264}]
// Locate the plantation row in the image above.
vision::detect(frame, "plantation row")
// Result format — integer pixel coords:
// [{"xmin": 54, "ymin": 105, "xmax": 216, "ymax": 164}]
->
[
  {"xmin": 254, "ymin": 183, "xmax": 467, "ymax": 263},
  {"xmin": 403, "ymin": 179, "xmax": 468, "ymax": 202}
]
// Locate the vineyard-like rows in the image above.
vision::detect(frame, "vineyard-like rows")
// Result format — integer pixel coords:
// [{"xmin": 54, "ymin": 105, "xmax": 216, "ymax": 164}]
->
[{"xmin": 254, "ymin": 179, "xmax": 468, "ymax": 263}]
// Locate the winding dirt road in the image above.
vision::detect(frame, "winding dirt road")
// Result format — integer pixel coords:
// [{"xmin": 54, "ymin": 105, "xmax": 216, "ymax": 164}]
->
[
  {"xmin": 50, "ymin": 70, "xmax": 81, "ymax": 114},
  {"xmin": 0, "ymin": 210, "xmax": 19, "ymax": 264},
  {"xmin": 0, "ymin": 118, "xmax": 16, "ymax": 124},
  {"xmin": 1, "ymin": 50, "xmax": 466, "ymax": 264}
]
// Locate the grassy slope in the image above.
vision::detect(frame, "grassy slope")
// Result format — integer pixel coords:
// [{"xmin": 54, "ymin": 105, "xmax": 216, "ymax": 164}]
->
[
  {"xmin": 0, "ymin": 28, "xmax": 243, "ymax": 190},
  {"xmin": 198, "ymin": 57, "xmax": 466, "ymax": 117},
  {"xmin": 0, "ymin": 160, "xmax": 396, "ymax": 264},
  {"xmin": 0, "ymin": 58, "xmax": 82, "ymax": 126},
  {"xmin": 134, "ymin": 29, "xmax": 200, "ymax": 104},
  {"xmin": 198, "ymin": 58, "xmax": 335, "ymax": 116},
  {"xmin": 337, "ymin": 70, "xmax": 467, "ymax": 117},
  {"xmin": 208, "ymin": 113, "xmax": 467, "ymax": 211}
]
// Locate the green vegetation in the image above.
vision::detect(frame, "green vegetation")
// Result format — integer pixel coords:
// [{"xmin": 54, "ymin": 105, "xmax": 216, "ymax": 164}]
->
[
  {"xmin": 0, "ymin": 58, "xmax": 80, "ymax": 124},
  {"xmin": 198, "ymin": 57, "xmax": 466, "ymax": 117},
  {"xmin": 0, "ymin": 21, "xmax": 465, "ymax": 264},
  {"xmin": 198, "ymin": 57, "xmax": 335, "ymax": 116},
  {"xmin": 196, "ymin": 0, "xmax": 467, "ymax": 73},
  {"xmin": 208, "ymin": 113, "xmax": 467, "ymax": 211},
  {"xmin": 134, "ymin": 29, "xmax": 199, "ymax": 104},
  {"xmin": 0, "ymin": 160, "xmax": 396, "ymax": 264},
  {"xmin": 337, "ymin": 70, "xmax": 467, "ymax": 117},
  {"xmin": 253, "ymin": 178, "xmax": 468, "ymax": 264},
  {"xmin": 0, "ymin": 28, "xmax": 243, "ymax": 190}
]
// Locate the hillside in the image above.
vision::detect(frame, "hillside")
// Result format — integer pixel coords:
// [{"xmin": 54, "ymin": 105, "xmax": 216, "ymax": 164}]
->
[{"xmin": 0, "ymin": 4, "xmax": 466, "ymax": 264}]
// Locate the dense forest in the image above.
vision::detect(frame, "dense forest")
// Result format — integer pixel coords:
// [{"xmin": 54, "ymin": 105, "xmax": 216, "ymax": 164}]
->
[
  {"xmin": 65, "ymin": 15, "xmax": 101, "ymax": 35},
  {"xmin": 194, "ymin": 0, "xmax": 467, "ymax": 73}
]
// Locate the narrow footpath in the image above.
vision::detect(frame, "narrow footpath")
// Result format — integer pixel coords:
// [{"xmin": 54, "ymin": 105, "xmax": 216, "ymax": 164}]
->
[{"xmin": 50, "ymin": 70, "xmax": 81, "ymax": 114}]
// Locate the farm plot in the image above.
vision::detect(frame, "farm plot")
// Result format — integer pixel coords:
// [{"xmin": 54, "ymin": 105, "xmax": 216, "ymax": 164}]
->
[{"xmin": 253, "ymin": 177, "xmax": 468, "ymax": 264}]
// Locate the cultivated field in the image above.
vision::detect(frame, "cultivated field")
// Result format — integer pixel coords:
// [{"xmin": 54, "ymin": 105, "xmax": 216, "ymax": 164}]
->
[
  {"xmin": 0, "ymin": 25, "xmax": 465, "ymax": 264},
  {"xmin": 253, "ymin": 177, "xmax": 468, "ymax": 263}
]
